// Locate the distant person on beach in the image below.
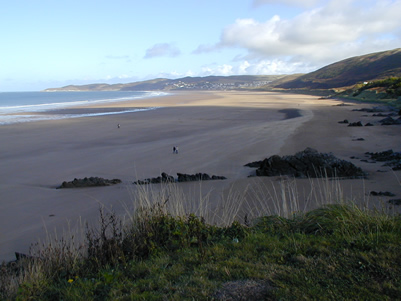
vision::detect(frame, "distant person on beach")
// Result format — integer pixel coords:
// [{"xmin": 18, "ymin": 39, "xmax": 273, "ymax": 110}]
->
[
  {"xmin": 175, "ymin": 146, "xmax": 179, "ymax": 154},
  {"xmin": 173, "ymin": 146, "xmax": 176, "ymax": 153},
  {"xmin": 117, "ymin": 124, "xmax": 120, "ymax": 129}
]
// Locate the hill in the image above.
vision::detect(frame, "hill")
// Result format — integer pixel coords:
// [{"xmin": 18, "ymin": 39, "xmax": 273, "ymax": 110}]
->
[
  {"xmin": 44, "ymin": 75, "xmax": 285, "ymax": 92},
  {"xmin": 44, "ymin": 48, "xmax": 401, "ymax": 99},
  {"xmin": 273, "ymin": 48, "xmax": 401, "ymax": 90}
]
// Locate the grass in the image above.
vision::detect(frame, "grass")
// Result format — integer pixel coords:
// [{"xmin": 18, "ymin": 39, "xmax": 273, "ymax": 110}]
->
[
  {"xmin": 1, "ymin": 178, "xmax": 401, "ymax": 300},
  {"xmin": 334, "ymin": 76, "xmax": 401, "ymax": 109}
]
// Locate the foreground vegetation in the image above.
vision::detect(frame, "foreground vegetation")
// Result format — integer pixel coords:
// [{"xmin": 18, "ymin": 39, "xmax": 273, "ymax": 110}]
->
[
  {"xmin": 1, "ymin": 181, "xmax": 401, "ymax": 300},
  {"xmin": 335, "ymin": 77, "xmax": 401, "ymax": 109}
]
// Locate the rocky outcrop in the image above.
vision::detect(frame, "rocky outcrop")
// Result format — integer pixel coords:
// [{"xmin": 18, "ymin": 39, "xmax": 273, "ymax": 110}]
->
[
  {"xmin": 347, "ymin": 121, "xmax": 376, "ymax": 126},
  {"xmin": 365, "ymin": 150, "xmax": 401, "ymax": 170},
  {"xmin": 352, "ymin": 106, "xmax": 395, "ymax": 113},
  {"xmin": 389, "ymin": 199, "xmax": 401, "ymax": 206},
  {"xmin": 134, "ymin": 172, "xmax": 227, "ymax": 185},
  {"xmin": 348, "ymin": 121, "xmax": 363, "ymax": 127},
  {"xmin": 58, "ymin": 177, "xmax": 122, "ymax": 188},
  {"xmin": 369, "ymin": 191, "xmax": 395, "ymax": 197},
  {"xmin": 379, "ymin": 116, "xmax": 401, "ymax": 125},
  {"xmin": 133, "ymin": 172, "xmax": 175, "ymax": 185},
  {"xmin": 177, "ymin": 173, "xmax": 226, "ymax": 182},
  {"xmin": 245, "ymin": 148, "xmax": 366, "ymax": 179}
]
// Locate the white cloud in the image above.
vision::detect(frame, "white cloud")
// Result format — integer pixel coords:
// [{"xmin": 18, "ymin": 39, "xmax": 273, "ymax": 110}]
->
[
  {"xmin": 197, "ymin": 0, "xmax": 401, "ymax": 71},
  {"xmin": 192, "ymin": 44, "xmax": 216, "ymax": 54},
  {"xmin": 201, "ymin": 64, "xmax": 234, "ymax": 76},
  {"xmin": 196, "ymin": 59, "xmax": 312, "ymax": 77},
  {"xmin": 144, "ymin": 43, "xmax": 181, "ymax": 59}
]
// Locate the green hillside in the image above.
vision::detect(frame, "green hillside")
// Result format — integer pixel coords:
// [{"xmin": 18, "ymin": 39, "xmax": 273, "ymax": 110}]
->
[
  {"xmin": 44, "ymin": 75, "xmax": 285, "ymax": 92},
  {"xmin": 275, "ymin": 48, "xmax": 401, "ymax": 90}
]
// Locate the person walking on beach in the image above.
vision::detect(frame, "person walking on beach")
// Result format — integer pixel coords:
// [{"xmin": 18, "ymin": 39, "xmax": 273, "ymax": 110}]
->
[
  {"xmin": 175, "ymin": 146, "xmax": 179, "ymax": 154},
  {"xmin": 173, "ymin": 146, "xmax": 176, "ymax": 154}
]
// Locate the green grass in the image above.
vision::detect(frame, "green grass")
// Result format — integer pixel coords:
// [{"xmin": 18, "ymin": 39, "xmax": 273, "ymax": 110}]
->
[
  {"xmin": 1, "ymin": 182, "xmax": 401, "ymax": 300},
  {"xmin": 334, "ymin": 77, "xmax": 401, "ymax": 109}
]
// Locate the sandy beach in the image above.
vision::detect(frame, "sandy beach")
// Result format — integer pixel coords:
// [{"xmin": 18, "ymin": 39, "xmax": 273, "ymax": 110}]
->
[{"xmin": 1, "ymin": 91, "xmax": 400, "ymax": 262}]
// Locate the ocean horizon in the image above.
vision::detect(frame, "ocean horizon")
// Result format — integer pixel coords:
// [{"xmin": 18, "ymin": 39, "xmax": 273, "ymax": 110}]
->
[{"xmin": 0, "ymin": 91, "xmax": 166, "ymax": 125}]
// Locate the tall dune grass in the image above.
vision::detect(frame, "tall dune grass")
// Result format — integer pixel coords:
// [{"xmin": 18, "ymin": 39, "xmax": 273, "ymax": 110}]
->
[{"xmin": 1, "ymin": 175, "xmax": 399, "ymax": 299}]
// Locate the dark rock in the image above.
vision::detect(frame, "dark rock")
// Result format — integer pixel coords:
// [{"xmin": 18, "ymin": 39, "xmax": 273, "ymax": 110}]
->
[
  {"xmin": 133, "ymin": 172, "xmax": 175, "ymax": 185},
  {"xmin": 177, "ymin": 172, "xmax": 226, "ymax": 182},
  {"xmin": 389, "ymin": 199, "xmax": 401, "ymax": 206},
  {"xmin": 212, "ymin": 175, "xmax": 227, "ymax": 180},
  {"xmin": 338, "ymin": 119, "xmax": 349, "ymax": 124},
  {"xmin": 366, "ymin": 149, "xmax": 401, "ymax": 170},
  {"xmin": 393, "ymin": 163, "xmax": 401, "ymax": 171},
  {"xmin": 134, "ymin": 172, "xmax": 226, "ymax": 185},
  {"xmin": 352, "ymin": 138, "xmax": 365, "ymax": 141},
  {"xmin": 378, "ymin": 116, "xmax": 401, "ymax": 125},
  {"xmin": 372, "ymin": 113, "xmax": 391, "ymax": 117},
  {"xmin": 248, "ymin": 148, "xmax": 366, "ymax": 179},
  {"xmin": 365, "ymin": 123, "xmax": 374, "ymax": 126},
  {"xmin": 15, "ymin": 252, "xmax": 35, "ymax": 261},
  {"xmin": 379, "ymin": 116, "xmax": 396, "ymax": 125},
  {"xmin": 161, "ymin": 172, "xmax": 175, "ymax": 183},
  {"xmin": 244, "ymin": 161, "xmax": 263, "ymax": 168},
  {"xmin": 353, "ymin": 106, "xmax": 394, "ymax": 113},
  {"xmin": 58, "ymin": 177, "xmax": 122, "ymax": 189},
  {"xmin": 348, "ymin": 121, "xmax": 363, "ymax": 127},
  {"xmin": 370, "ymin": 191, "xmax": 396, "ymax": 197},
  {"xmin": 366, "ymin": 150, "xmax": 397, "ymax": 161}
]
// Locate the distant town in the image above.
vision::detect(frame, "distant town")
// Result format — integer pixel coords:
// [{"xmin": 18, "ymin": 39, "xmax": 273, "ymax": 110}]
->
[{"xmin": 166, "ymin": 80, "xmax": 272, "ymax": 90}]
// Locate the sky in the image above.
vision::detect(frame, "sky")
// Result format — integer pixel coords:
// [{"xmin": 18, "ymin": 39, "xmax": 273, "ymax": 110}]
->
[{"xmin": 1, "ymin": 0, "xmax": 400, "ymax": 91}]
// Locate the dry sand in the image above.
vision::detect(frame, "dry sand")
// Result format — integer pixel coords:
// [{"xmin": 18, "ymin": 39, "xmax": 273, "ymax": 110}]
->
[{"xmin": 0, "ymin": 91, "xmax": 400, "ymax": 262}]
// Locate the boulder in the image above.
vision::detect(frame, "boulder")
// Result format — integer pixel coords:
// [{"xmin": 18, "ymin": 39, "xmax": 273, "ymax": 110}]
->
[
  {"xmin": 246, "ymin": 148, "xmax": 366, "ymax": 179},
  {"xmin": 133, "ymin": 172, "xmax": 175, "ymax": 185},
  {"xmin": 177, "ymin": 172, "xmax": 226, "ymax": 182},
  {"xmin": 134, "ymin": 172, "xmax": 226, "ymax": 185},
  {"xmin": 370, "ymin": 191, "xmax": 395, "ymax": 197},
  {"xmin": 353, "ymin": 106, "xmax": 394, "ymax": 113},
  {"xmin": 389, "ymin": 199, "xmax": 401, "ymax": 206},
  {"xmin": 379, "ymin": 116, "xmax": 396, "ymax": 125},
  {"xmin": 365, "ymin": 150, "xmax": 401, "ymax": 170},
  {"xmin": 244, "ymin": 161, "xmax": 264, "ymax": 168},
  {"xmin": 348, "ymin": 121, "xmax": 363, "ymax": 127},
  {"xmin": 338, "ymin": 119, "xmax": 349, "ymax": 124},
  {"xmin": 58, "ymin": 177, "xmax": 122, "ymax": 189}
]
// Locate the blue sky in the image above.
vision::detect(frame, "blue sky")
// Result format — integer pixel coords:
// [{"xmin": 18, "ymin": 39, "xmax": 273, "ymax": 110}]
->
[{"xmin": 1, "ymin": 0, "xmax": 400, "ymax": 91}]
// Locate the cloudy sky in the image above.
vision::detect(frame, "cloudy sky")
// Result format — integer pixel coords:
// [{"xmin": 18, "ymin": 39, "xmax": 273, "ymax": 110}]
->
[{"xmin": 1, "ymin": 0, "xmax": 400, "ymax": 91}]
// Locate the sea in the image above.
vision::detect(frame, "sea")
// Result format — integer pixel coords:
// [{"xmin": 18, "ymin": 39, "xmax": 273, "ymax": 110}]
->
[{"xmin": 0, "ymin": 91, "xmax": 166, "ymax": 125}]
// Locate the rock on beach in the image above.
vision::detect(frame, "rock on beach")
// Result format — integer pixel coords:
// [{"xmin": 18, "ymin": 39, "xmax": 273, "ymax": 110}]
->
[
  {"xmin": 245, "ymin": 148, "xmax": 367, "ymax": 179},
  {"xmin": 58, "ymin": 177, "xmax": 122, "ymax": 189}
]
